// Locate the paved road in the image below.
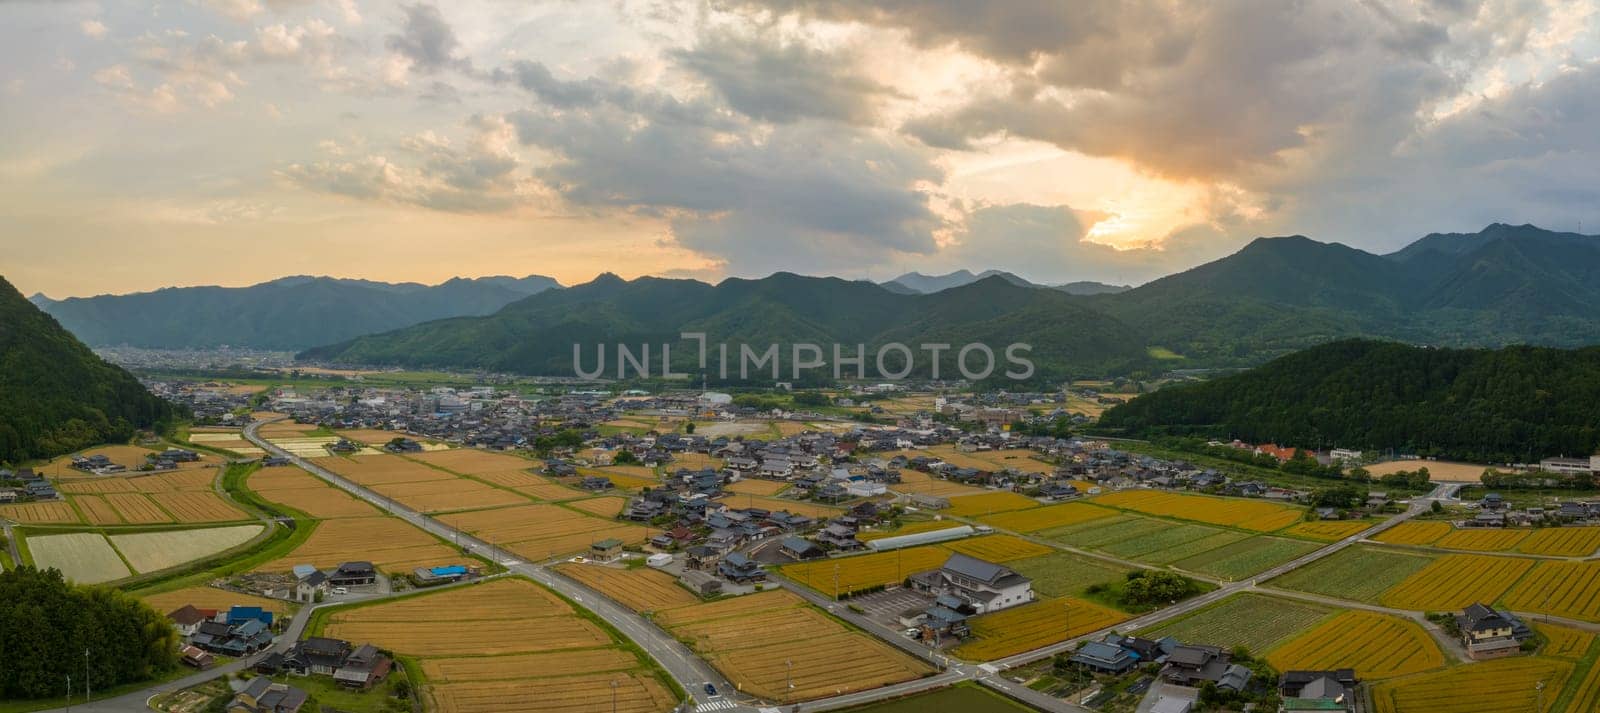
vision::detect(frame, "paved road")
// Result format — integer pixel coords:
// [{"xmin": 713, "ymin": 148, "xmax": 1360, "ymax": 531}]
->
[{"xmin": 239, "ymin": 419, "xmax": 749, "ymax": 713}]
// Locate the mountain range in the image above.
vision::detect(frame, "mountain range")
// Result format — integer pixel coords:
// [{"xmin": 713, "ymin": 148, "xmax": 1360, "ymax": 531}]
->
[
  {"xmin": 882, "ymin": 270, "xmax": 1131, "ymax": 295},
  {"xmin": 0, "ymin": 277, "xmax": 178, "ymax": 464},
  {"xmin": 297, "ymin": 223, "xmax": 1600, "ymax": 378},
  {"xmin": 32, "ymin": 274, "xmax": 560, "ymax": 350}
]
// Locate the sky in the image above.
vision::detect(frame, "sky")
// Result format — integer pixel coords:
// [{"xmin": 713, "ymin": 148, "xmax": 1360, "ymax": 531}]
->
[{"xmin": 2, "ymin": 0, "xmax": 1599, "ymax": 298}]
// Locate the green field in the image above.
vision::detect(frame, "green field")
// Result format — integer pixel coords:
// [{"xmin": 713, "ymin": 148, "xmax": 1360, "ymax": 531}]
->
[
  {"xmin": 1099, "ymin": 524, "xmax": 1247, "ymax": 564},
  {"xmin": 839, "ymin": 683, "xmax": 1039, "ymax": 712},
  {"xmin": 1144, "ymin": 593, "xmax": 1332, "ymax": 654},
  {"xmin": 1008, "ymin": 552, "xmax": 1133, "ymax": 598},
  {"xmin": 1266, "ymin": 545, "xmax": 1437, "ymax": 602},
  {"xmin": 1039, "ymin": 515, "xmax": 1163, "ymax": 549},
  {"xmin": 1173, "ymin": 537, "xmax": 1319, "ymax": 581}
]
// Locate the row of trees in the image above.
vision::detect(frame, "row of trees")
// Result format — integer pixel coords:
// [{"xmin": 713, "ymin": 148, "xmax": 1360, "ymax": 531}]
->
[{"xmin": 0, "ymin": 567, "xmax": 179, "ymax": 700}]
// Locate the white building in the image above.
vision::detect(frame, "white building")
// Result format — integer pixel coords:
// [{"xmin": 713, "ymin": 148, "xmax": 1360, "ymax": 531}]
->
[{"xmin": 908, "ymin": 553, "xmax": 1034, "ymax": 614}]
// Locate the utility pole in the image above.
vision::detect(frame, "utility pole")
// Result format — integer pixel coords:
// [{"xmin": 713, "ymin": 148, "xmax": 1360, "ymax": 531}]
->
[
  {"xmin": 786, "ymin": 658, "xmax": 794, "ymax": 691},
  {"xmin": 85, "ymin": 649, "xmax": 90, "ymax": 702},
  {"xmin": 611, "ymin": 678, "xmax": 619, "ymax": 713},
  {"xmin": 65, "ymin": 674, "xmax": 71, "ymax": 713},
  {"xmin": 1536, "ymin": 680, "xmax": 1545, "ymax": 712}
]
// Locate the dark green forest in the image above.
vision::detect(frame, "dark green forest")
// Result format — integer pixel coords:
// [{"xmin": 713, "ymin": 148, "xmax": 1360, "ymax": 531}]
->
[
  {"xmin": 1097, "ymin": 339, "xmax": 1600, "ymax": 464},
  {"xmin": 0, "ymin": 567, "xmax": 180, "ymax": 700},
  {"xmin": 0, "ymin": 276, "xmax": 180, "ymax": 464}
]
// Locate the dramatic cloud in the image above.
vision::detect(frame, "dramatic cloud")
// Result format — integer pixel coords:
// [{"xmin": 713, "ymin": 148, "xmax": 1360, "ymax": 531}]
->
[
  {"xmin": 671, "ymin": 30, "xmax": 894, "ymax": 124},
  {"xmin": 386, "ymin": 3, "xmax": 471, "ymax": 75}
]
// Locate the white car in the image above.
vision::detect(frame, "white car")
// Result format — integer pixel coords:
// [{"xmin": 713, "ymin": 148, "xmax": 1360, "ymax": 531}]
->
[{"xmin": 332, "ymin": 586, "xmax": 349, "ymax": 595}]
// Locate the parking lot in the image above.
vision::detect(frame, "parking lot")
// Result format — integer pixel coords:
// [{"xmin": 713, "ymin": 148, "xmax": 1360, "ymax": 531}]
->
[{"xmin": 847, "ymin": 587, "xmax": 934, "ymax": 628}]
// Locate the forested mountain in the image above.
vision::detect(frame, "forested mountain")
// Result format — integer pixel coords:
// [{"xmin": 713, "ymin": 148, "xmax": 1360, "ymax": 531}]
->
[
  {"xmin": 300, "ymin": 273, "xmax": 1152, "ymax": 380},
  {"xmin": 1097, "ymin": 339, "xmax": 1600, "ymax": 463},
  {"xmin": 883, "ymin": 269, "xmax": 1035, "ymax": 293},
  {"xmin": 0, "ymin": 276, "xmax": 178, "ymax": 464},
  {"xmin": 35, "ymin": 274, "xmax": 560, "ymax": 350}
]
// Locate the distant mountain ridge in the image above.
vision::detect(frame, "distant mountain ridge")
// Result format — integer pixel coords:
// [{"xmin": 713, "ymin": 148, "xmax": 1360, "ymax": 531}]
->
[
  {"xmin": 36, "ymin": 274, "xmax": 561, "ymax": 350},
  {"xmin": 0, "ymin": 276, "xmax": 179, "ymax": 464},
  {"xmin": 882, "ymin": 270, "xmax": 1129, "ymax": 295},
  {"xmin": 299, "ymin": 223, "xmax": 1600, "ymax": 377}
]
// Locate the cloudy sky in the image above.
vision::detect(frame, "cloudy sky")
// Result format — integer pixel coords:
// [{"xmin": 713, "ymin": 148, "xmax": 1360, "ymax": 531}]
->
[{"xmin": 3, "ymin": 0, "xmax": 1598, "ymax": 297}]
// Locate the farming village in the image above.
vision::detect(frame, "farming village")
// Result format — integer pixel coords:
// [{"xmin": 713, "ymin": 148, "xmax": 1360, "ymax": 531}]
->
[{"xmin": 7, "ymin": 368, "xmax": 1600, "ymax": 713}]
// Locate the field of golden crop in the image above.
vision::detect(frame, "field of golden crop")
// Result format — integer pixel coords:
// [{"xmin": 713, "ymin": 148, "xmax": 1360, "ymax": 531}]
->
[
  {"xmin": 1373, "ymin": 521, "xmax": 1452, "ymax": 545},
  {"xmin": 1381, "ymin": 554, "xmax": 1535, "ymax": 610},
  {"xmin": 726, "ymin": 495, "xmax": 841, "ymax": 519},
  {"xmin": 0, "ymin": 500, "xmax": 80, "ymax": 524},
  {"xmin": 1266, "ymin": 611, "xmax": 1443, "ymax": 678},
  {"xmin": 566, "ymin": 497, "xmax": 626, "ymax": 518},
  {"xmin": 657, "ymin": 590, "xmax": 932, "ymax": 702},
  {"xmin": 369, "ymin": 478, "xmax": 528, "ymax": 513},
  {"xmin": 1371, "ymin": 657, "xmax": 1570, "ymax": 713},
  {"xmin": 420, "ymin": 649, "xmax": 639, "ymax": 682},
  {"xmin": 1367, "ymin": 460, "xmax": 1493, "ymax": 482},
  {"xmin": 514, "ymin": 481, "xmax": 588, "ymax": 502},
  {"xmin": 105, "ymin": 493, "xmax": 173, "ymax": 523},
  {"xmin": 725, "ymin": 479, "xmax": 790, "ymax": 496},
  {"xmin": 40, "ymin": 445, "xmax": 221, "ymax": 478},
  {"xmin": 408, "ymin": 449, "xmax": 535, "ymax": 475},
  {"xmin": 977, "ymin": 502, "xmax": 1116, "ymax": 533},
  {"xmin": 471, "ymin": 470, "xmax": 546, "ymax": 488},
  {"xmin": 953, "ymin": 597, "xmax": 1127, "ymax": 660},
  {"xmin": 857, "ymin": 520, "xmax": 966, "ymax": 541},
  {"xmin": 943, "ymin": 492, "xmax": 1042, "ymax": 517},
  {"xmin": 148, "ymin": 491, "xmax": 248, "ymax": 522},
  {"xmin": 782, "ymin": 546, "xmax": 954, "ymax": 595},
  {"xmin": 882, "ymin": 464, "xmax": 988, "ymax": 498},
  {"xmin": 1091, "ymin": 490, "xmax": 1303, "ymax": 532},
  {"xmin": 309, "ymin": 455, "xmax": 456, "ymax": 485},
  {"xmin": 1570, "ymin": 657, "xmax": 1600, "ymax": 713},
  {"xmin": 943, "ymin": 535, "xmax": 1054, "ymax": 563},
  {"xmin": 438, "ymin": 503, "xmax": 648, "ymax": 560},
  {"xmin": 259, "ymin": 516, "xmax": 461, "ymax": 572},
  {"xmin": 672, "ymin": 453, "xmax": 723, "ymax": 471},
  {"xmin": 248, "ymin": 468, "xmax": 377, "ymax": 519},
  {"xmin": 333, "ymin": 429, "xmax": 403, "ymax": 446},
  {"xmin": 1534, "ymin": 623, "xmax": 1594, "ymax": 659},
  {"xmin": 1434, "ymin": 528, "xmax": 1530, "ymax": 552},
  {"xmin": 75, "ymin": 496, "xmax": 124, "ymax": 525},
  {"xmin": 1283, "ymin": 520, "xmax": 1372, "ymax": 541},
  {"xmin": 140, "ymin": 586, "xmax": 291, "ymax": 617},
  {"xmin": 428, "ymin": 674, "xmax": 674, "ymax": 713},
  {"xmin": 1504, "ymin": 560, "xmax": 1600, "ymax": 622},
  {"xmin": 1518, "ymin": 527, "xmax": 1600, "ymax": 557},
  {"xmin": 555, "ymin": 563, "xmax": 700, "ymax": 612},
  {"xmin": 577, "ymin": 467, "xmax": 659, "ymax": 490}
]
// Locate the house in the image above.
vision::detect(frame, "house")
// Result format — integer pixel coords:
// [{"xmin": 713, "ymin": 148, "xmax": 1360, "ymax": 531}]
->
[
  {"xmin": 1161, "ymin": 644, "xmax": 1251, "ymax": 691},
  {"xmin": 331, "ymin": 644, "xmax": 392, "ymax": 689},
  {"xmin": 1480, "ymin": 492, "xmax": 1507, "ymax": 510},
  {"xmin": 329, "ymin": 561, "xmax": 377, "ymax": 587},
  {"xmin": 228, "ymin": 606, "xmax": 274, "ymax": 627},
  {"xmin": 1279, "ymin": 670, "xmax": 1357, "ymax": 712},
  {"xmin": 229, "ymin": 678, "xmax": 308, "ymax": 713},
  {"xmin": 295, "ymin": 570, "xmax": 328, "ymax": 602},
  {"xmin": 778, "ymin": 537, "xmax": 824, "ymax": 561},
  {"xmin": 590, "ymin": 538, "xmax": 624, "ymax": 561},
  {"xmin": 293, "ymin": 637, "xmax": 353, "ymax": 675},
  {"xmin": 412, "ymin": 564, "xmax": 469, "ymax": 586},
  {"xmin": 1069, "ymin": 640, "xmax": 1140, "ymax": 674},
  {"xmin": 180, "ymin": 645, "xmax": 215, "ymax": 669},
  {"xmin": 580, "ymin": 476, "xmax": 614, "ymax": 491},
  {"xmin": 680, "ymin": 569, "xmax": 724, "ymax": 596},
  {"xmin": 815, "ymin": 523, "xmax": 863, "ymax": 551},
  {"xmin": 906, "ymin": 553, "xmax": 1033, "ymax": 613},
  {"xmin": 168, "ymin": 605, "xmax": 207, "ymax": 637},
  {"xmin": 717, "ymin": 552, "xmax": 766, "ymax": 583},
  {"xmin": 1457, "ymin": 603, "xmax": 1529, "ymax": 659}
]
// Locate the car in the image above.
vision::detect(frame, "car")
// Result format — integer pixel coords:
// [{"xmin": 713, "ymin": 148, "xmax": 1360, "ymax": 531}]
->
[
  {"xmin": 332, "ymin": 586, "xmax": 349, "ymax": 595},
  {"xmin": 903, "ymin": 628, "xmax": 921, "ymax": 638},
  {"xmin": 704, "ymin": 683, "xmax": 718, "ymax": 697}
]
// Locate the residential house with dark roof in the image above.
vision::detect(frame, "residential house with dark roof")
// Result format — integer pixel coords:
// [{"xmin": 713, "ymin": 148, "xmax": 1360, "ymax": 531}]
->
[
  {"xmin": 1160, "ymin": 644, "xmax": 1251, "ymax": 691},
  {"xmin": 229, "ymin": 678, "xmax": 308, "ymax": 713},
  {"xmin": 1457, "ymin": 603, "xmax": 1530, "ymax": 659},
  {"xmin": 1279, "ymin": 670, "xmax": 1357, "ymax": 712},
  {"xmin": 906, "ymin": 553, "xmax": 1033, "ymax": 613},
  {"xmin": 717, "ymin": 552, "xmax": 765, "ymax": 583}
]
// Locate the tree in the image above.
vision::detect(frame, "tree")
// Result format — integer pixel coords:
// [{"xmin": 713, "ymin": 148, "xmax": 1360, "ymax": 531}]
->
[
  {"xmin": 613, "ymin": 450, "xmax": 639, "ymax": 465},
  {"xmin": 1120, "ymin": 570, "xmax": 1199, "ymax": 607},
  {"xmin": 684, "ymin": 422, "xmax": 695, "ymax": 434}
]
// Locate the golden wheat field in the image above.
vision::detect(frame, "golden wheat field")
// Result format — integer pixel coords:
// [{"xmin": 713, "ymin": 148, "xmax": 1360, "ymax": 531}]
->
[
  {"xmin": 248, "ymin": 468, "xmax": 378, "ymax": 518},
  {"xmin": 420, "ymin": 649, "xmax": 640, "ymax": 683},
  {"xmin": 883, "ymin": 466, "xmax": 989, "ymax": 498},
  {"xmin": 1366, "ymin": 460, "xmax": 1494, "ymax": 482},
  {"xmin": 148, "ymin": 491, "xmax": 249, "ymax": 522},
  {"xmin": 140, "ymin": 586, "xmax": 290, "ymax": 616},
  {"xmin": 258, "ymin": 516, "xmax": 461, "ymax": 572},
  {"xmin": 1434, "ymin": 528, "xmax": 1530, "ymax": 552},
  {"xmin": 1373, "ymin": 521, "xmax": 1452, "ymax": 546},
  {"xmin": 782, "ymin": 546, "xmax": 955, "ymax": 595},
  {"xmin": 470, "ymin": 469, "xmax": 547, "ymax": 488},
  {"xmin": 407, "ymin": 448, "xmax": 536, "ymax": 474},
  {"xmin": 1534, "ymin": 623, "xmax": 1594, "ymax": 659},
  {"xmin": 428, "ymin": 674, "xmax": 674, "ymax": 713},
  {"xmin": 309, "ymin": 455, "xmax": 457, "ymax": 485},
  {"xmin": 368, "ymin": 478, "xmax": 528, "ymax": 513},
  {"xmin": 1091, "ymin": 490, "xmax": 1304, "ymax": 532},
  {"xmin": 565, "ymin": 497, "xmax": 627, "ymax": 518},
  {"xmin": 943, "ymin": 492, "xmax": 1042, "ymax": 517},
  {"xmin": 1283, "ymin": 520, "xmax": 1373, "ymax": 541},
  {"xmin": 1371, "ymin": 656, "xmax": 1570, "ymax": 713},
  {"xmin": 943, "ymin": 535, "xmax": 1054, "ymax": 563},
  {"xmin": 722, "ymin": 495, "xmax": 840, "ymax": 518},
  {"xmin": 1266, "ymin": 611, "xmax": 1443, "ymax": 679},
  {"xmin": 437, "ymin": 503, "xmax": 648, "ymax": 560},
  {"xmin": 555, "ymin": 563, "xmax": 700, "ymax": 612},
  {"xmin": 976, "ymin": 502, "xmax": 1117, "ymax": 533},
  {"xmin": 724, "ymin": 479, "xmax": 791, "ymax": 496},
  {"xmin": 0, "ymin": 500, "xmax": 80, "ymax": 524},
  {"xmin": 1568, "ymin": 657, "xmax": 1600, "ymax": 713},
  {"xmin": 953, "ymin": 597, "xmax": 1127, "ymax": 660},
  {"xmin": 1504, "ymin": 560, "xmax": 1600, "ymax": 622},
  {"xmin": 74, "ymin": 496, "xmax": 124, "ymax": 525},
  {"xmin": 1380, "ymin": 554, "xmax": 1535, "ymax": 610},
  {"xmin": 104, "ymin": 493, "xmax": 173, "ymax": 523},
  {"xmin": 513, "ymin": 481, "xmax": 588, "ymax": 501},
  {"xmin": 1518, "ymin": 527, "xmax": 1600, "ymax": 557},
  {"xmin": 657, "ymin": 590, "xmax": 933, "ymax": 702}
]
